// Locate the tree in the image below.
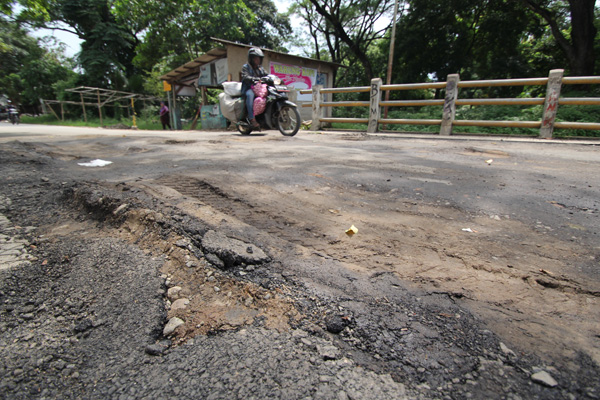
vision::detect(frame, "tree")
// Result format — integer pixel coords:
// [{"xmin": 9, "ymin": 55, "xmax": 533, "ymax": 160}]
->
[
  {"xmin": 0, "ymin": 18, "xmax": 74, "ymax": 110},
  {"xmin": 388, "ymin": 0, "xmax": 554, "ymax": 87},
  {"xmin": 112, "ymin": 0, "xmax": 291, "ymax": 72},
  {"xmin": 289, "ymin": 0, "xmax": 343, "ymax": 84},
  {"xmin": 0, "ymin": 0, "xmax": 50, "ymax": 19},
  {"xmin": 300, "ymin": 0, "xmax": 397, "ymax": 82},
  {"xmin": 3, "ymin": 0, "xmax": 137, "ymax": 89},
  {"xmin": 518, "ymin": 0, "xmax": 597, "ymax": 76},
  {"xmin": 241, "ymin": 0, "xmax": 292, "ymax": 51},
  {"xmin": 290, "ymin": 0, "xmax": 329, "ymax": 61}
]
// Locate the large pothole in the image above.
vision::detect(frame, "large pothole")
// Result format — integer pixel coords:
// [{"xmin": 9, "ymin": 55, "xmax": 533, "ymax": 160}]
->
[{"xmin": 66, "ymin": 183, "xmax": 304, "ymax": 344}]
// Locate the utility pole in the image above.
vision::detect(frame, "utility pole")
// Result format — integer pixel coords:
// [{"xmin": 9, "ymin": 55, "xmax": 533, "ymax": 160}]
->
[{"xmin": 383, "ymin": 0, "xmax": 400, "ymax": 129}]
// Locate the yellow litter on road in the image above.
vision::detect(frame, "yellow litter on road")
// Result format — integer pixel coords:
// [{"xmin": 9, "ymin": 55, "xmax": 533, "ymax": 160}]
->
[{"xmin": 345, "ymin": 225, "xmax": 358, "ymax": 237}]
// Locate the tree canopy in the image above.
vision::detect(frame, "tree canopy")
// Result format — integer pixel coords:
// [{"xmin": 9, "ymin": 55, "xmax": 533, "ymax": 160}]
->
[
  {"xmin": 299, "ymin": 0, "xmax": 397, "ymax": 82},
  {"xmin": 0, "ymin": 18, "xmax": 74, "ymax": 110},
  {"xmin": 1, "ymin": 0, "xmax": 292, "ymax": 99},
  {"xmin": 388, "ymin": 0, "xmax": 538, "ymax": 83},
  {"xmin": 112, "ymin": 0, "xmax": 291, "ymax": 72},
  {"xmin": 519, "ymin": 0, "xmax": 597, "ymax": 76},
  {"xmin": 290, "ymin": 0, "xmax": 598, "ymax": 85}
]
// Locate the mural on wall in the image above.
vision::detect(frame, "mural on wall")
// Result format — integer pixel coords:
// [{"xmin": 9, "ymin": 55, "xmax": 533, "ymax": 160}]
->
[
  {"xmin": 270, "ymin": 62, "xmax": 317, "ymax": 101},
  {"xmin": 201, "ymin": 104, "xmax": 227, "ymax": 129}
]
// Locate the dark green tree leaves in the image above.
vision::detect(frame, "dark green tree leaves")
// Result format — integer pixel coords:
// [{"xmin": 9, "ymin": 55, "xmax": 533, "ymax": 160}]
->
[{"xmin": 0, "ymin": 19, "xmax": 74, "ymax": 108}]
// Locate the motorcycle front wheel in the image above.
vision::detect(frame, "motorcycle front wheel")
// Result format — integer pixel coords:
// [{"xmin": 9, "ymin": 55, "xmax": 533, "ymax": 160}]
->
[{"xmin": 276, "ymin": 105, "xmax": 300, "ymax": 136}]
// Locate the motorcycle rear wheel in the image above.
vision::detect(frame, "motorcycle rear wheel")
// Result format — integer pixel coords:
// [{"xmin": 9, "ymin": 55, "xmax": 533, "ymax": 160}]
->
[
  {"xmin": 276, "ymin": 105, "xmax": 300, "ymax": 136},
  {"xmin": 237, "ymin": 123, "xmax": 252, "ymax": 135}
]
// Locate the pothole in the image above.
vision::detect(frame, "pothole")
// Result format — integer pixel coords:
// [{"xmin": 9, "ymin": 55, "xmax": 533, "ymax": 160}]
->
[
  {"xmin": 463, "ymin": 147, "xmax": 510, "ymax": 157},
  {"xmin": 66, "ymin": 183, "xmax": 303, "ymax": 344},
  {"xmin": 165, "ymin": 139, "xmax": 197, "ymax": 145}
]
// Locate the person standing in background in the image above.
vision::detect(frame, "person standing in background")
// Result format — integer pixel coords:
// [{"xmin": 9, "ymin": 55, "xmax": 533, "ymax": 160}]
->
[{"xmin": 159, "ymin": 101, "xmax": 171, "ymax": 130}]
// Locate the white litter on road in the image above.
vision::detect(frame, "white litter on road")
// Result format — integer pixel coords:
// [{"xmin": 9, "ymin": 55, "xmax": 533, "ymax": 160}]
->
[{"xmin": 77, "ymin": 159, "xmax": 113, "ymax": 167}]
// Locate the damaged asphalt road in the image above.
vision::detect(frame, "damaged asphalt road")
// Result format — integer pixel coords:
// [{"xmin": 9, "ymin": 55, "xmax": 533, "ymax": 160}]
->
[{"xmin": 0, "ymin": 125, "xmax": 599, "ymax": 399}]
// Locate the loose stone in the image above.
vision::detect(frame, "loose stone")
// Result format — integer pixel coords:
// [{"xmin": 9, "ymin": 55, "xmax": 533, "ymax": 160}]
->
[
  {"xmin": 163, "ymin": 317, "xmax": 184, "ymax": 336},
  {"xmin": 167, "ymin": 286, "xmax": 182, "ymax": 301},
  {"xmin": 170, "ymin": 298, "xmax": 190, "ymax": 311},
  {"xmin": 531, "ymin": 370, "xmax": 558, "ymax": 387},
  {"xmin": 145, "ymin": 344, "xmax": 168, "ymax": 356},
  {"xmin": 325, "ymin": 315, "xmax": 346, "ymax": 334}
]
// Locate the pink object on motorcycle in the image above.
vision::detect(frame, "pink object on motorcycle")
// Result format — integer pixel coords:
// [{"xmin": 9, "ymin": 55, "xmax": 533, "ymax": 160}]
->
[
  {"xmin": 253, "ymin": 97, "xmax": 266, "ymax": 116},
  {"xmin": 252, "ymin": 83, "xmax": 267, "ymax": 98}
]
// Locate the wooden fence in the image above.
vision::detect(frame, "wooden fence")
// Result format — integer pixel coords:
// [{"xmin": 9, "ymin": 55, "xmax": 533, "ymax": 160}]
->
[
  {"xmin": 301, "ymin": 69, "xmax": 600, "ymax": 138},
  {"xmin": 42, "ymin": 87, "xmax": 159, "ymax": 126}
]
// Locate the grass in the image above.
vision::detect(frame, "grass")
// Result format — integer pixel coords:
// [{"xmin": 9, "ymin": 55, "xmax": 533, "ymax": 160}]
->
[{"xmin": 20, "ymin": 115, "xmax": 200, "ymax": 131}]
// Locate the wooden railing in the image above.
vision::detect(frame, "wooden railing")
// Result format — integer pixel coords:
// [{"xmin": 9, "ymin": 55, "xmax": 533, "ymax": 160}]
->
[{"xmin": 300, "ymin": 69, "xmax": 600, "ymax": 138}]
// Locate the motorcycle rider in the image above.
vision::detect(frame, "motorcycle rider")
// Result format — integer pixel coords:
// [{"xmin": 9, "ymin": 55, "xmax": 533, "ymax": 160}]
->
[
  {"xmin": 7, "ymin": 103, "xmax": 19, "ymax": 124},
  {"xmin": 241, "ymin": 47, "xmax": 268, "ymax": 130}
]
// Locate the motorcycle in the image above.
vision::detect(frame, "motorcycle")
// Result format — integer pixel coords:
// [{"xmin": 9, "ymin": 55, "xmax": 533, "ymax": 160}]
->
[
  {"xmin": 8, "ymin": 107, "xmax": 19, "ymax": 125},
  {"xmin": 219, "ymin": 75, "xmax": 301, "ymax": 136}
]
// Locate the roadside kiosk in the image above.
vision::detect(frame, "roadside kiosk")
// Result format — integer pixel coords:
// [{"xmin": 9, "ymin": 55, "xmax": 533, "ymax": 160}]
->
[{"xmin": 159, "ymin": 38, "xmax": 343, "ymax": 130}]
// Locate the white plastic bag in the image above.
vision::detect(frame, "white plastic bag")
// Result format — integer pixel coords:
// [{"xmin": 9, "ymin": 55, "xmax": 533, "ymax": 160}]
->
[
  {"xmin": 219, "ymin": 93, "xmax": 245, "ymax": 122},
  {"xmin": 222, "ymin": 81, "xmax": 242, "ymax": 97}
]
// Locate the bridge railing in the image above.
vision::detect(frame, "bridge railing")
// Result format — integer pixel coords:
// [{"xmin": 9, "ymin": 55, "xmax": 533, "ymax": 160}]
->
[{"xmin": 300, "ymin": 69, "xmax": 600, "ymax": 138}]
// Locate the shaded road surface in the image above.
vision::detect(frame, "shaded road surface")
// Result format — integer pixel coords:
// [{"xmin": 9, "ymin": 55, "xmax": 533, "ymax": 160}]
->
[{"xmin": 1, "ymin": 123, "xmax": 599, "ymax": 399}]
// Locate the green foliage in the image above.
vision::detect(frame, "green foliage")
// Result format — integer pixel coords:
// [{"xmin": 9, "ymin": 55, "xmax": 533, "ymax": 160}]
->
[
  {"xmin": 11, "ymin": 0, "xmax": 138, "ymax": 89},
  {"xmin": 241, "ymin": 0, "xmax": 292, "ymax": 51},
  {"xmin": 291, "ymin": 0, "xmax": 396, "ymax": 84},
  {"xmin": 387, "ymin": 0, "xmax": 535, "ymax": 83},
  {"xmin": 0, "ymin": 18, "xmax": 75, "ymax": 110},
  {"xmin": 554, "ymin": 103, "xmax": 600, "ymax": 137},
  {"xmin": 141, "ymin": 58, "xmax": 174, "ymax": 98},
  {"xmin": 113, "ymin": 0, "xmax": 290, "ymax": 72},
  {"xmin": 140, "ymin": 104, "xmax": 159, "ymax": 122},
  {"xmin": 52, "ymin": 72, "xmax": 83, "ymax": 101},
  {"xmin": 0, "ymin": 0, "xmax": 12, "ymax": 15},
  {"xmin": 0, "ymin": 0, "xmax": 50, "ymax": 19}
]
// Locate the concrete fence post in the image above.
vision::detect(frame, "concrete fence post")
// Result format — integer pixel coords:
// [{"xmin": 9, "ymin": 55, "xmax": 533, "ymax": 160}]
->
[
  {"xmin": 540, "ymin": 69, "xmax": 564, "ymax": 139},
  {"xmin": 311, "ymin": 85, "xmax": 323, "ymax": 131},
  {"xmin": 440, "ymin": 74, "xmax": 460, "ymax": 136},
  {"xmin": 368, "ymin": 78, "xmax": 382, "ymax": 133}
]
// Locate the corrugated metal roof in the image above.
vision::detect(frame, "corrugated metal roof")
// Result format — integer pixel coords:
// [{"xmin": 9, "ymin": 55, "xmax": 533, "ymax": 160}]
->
[{"xmin": 159, "ymin": 47, "xmax": 227, "ymax": 83}]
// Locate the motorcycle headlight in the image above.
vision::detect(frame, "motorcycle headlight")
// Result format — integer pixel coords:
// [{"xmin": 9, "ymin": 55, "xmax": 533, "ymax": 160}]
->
[{"xmin": 272, "ymin": 76, "xmax": 282, "ymax": 85}]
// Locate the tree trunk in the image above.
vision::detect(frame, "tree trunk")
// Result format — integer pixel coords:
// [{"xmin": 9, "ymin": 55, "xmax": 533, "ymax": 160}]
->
[
  {"xmin": 521, "ymin": 0, "xmax": 596, "ymax": 76},
  {"xmin": 308, "ymin": 0, "xmax": 374, "ymax": 81},
  {"xmin": 568, "ymin": 0, "xmax": 596, "ymax": 76}
]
